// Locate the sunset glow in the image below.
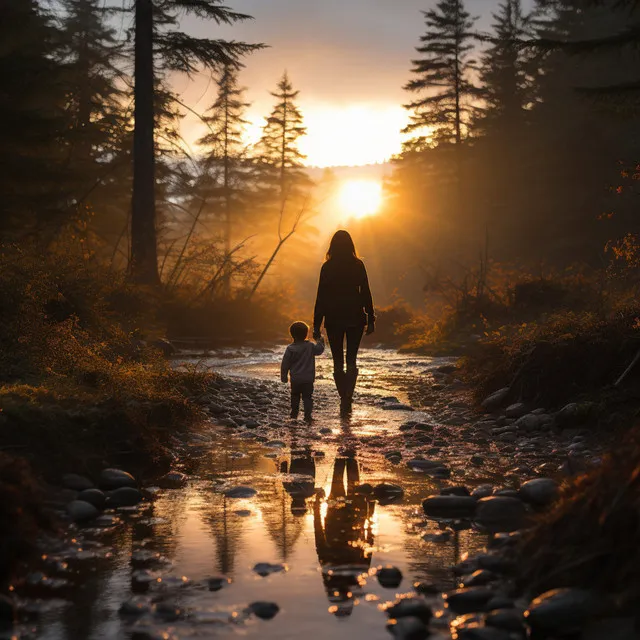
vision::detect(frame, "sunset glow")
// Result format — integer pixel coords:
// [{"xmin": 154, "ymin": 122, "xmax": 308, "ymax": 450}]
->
[{"xmin": 338, "ymin": 179, "xmax": 383, "ymax": 219}]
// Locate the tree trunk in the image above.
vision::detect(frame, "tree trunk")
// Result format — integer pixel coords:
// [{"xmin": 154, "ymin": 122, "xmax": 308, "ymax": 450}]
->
[{"xmin": 130, "ymin": 0, "xmax": 160, "ymax": 285}]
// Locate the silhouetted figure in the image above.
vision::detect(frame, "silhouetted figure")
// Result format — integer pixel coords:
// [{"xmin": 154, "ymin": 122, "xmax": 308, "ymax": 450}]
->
[
  {"xmin": 281, "ymin": 447, "xmax": 317, "ymax": 516},
  {"xmin": 281, "ymin": 321, "xmax": 325, "ymax": 422},
  {"xmin": 314, "ymin": 452, "xmax": 375, "ymax": 617},
  {"xmin": 313, "ymin": 230, "xmax": 375, "ymax": 415}
]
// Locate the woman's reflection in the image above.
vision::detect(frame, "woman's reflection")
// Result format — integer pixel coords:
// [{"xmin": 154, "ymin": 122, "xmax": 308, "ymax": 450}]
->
[{"xmin": 314, "ymin": 450, "xmax": 375, "ymax": 617}]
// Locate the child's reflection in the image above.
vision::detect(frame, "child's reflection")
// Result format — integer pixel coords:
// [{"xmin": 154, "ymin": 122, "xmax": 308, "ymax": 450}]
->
[
  {"xmin": 314, "ymin": 450, "xmax": 376, "ymax": 617},
  {"xmin": 280, "ymin": 447, "xmax": 317, "ymax": 516}
]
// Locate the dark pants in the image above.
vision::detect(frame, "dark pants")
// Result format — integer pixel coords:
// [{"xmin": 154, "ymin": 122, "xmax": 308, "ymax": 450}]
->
[
  {"xmin": 326, "ymin": 326, "xmax": 364, "ymax": 373},
  {"xmin": 291, "ymin": 381, "xmax": 314, "ymax": 419}
]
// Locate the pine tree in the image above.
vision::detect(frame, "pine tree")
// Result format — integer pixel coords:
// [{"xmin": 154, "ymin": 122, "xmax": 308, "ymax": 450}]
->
[
  {"xmin": 255, "ymin": 72, "xmax": 311, "ymax": 214},
  {"xmin": 476, "ymin": 0, "xmax": 535, "ymax": 136},
  {"xmin": 403, "ymin": 0, "xmax": 478, "ymax": 149},
  {"xmin": 128, "ymin": 0, "xmax": 263, "ymax": 285}
]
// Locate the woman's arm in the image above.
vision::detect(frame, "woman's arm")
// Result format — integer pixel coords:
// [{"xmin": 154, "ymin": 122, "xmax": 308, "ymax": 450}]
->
[
  {"xmin": 313, "ymin": 264, "xmax": 327, "ymax": 336},
  {"xmin": 361, "ymin": 262, "xmax": 375, "ymax": 330}
]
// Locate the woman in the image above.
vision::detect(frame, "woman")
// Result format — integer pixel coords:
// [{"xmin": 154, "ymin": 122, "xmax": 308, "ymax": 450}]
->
[{"xmin": 313, "ymin": 230, "xmax": 375, "ymax": 414}]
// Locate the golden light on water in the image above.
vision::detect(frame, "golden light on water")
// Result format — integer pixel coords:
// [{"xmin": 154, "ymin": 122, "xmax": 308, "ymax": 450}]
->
[{"xmin": 338, "ymin": 179, "xmax": 383, "ymax": 219}]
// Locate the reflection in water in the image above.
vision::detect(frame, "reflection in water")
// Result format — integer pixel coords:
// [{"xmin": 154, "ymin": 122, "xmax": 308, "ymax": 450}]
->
[{"xmin": 314, "ymin": 450, "xmax": 375, "ymax": 618}]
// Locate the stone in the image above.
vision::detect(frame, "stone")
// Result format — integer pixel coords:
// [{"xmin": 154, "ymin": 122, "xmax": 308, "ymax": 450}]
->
[
  {"xmin": 373, "ymin": 483, "xmax": 404, "ymax": 504},
  {"xmin": 441, "ymin": 486, "xmax": 471, "ymax": 497},
  {"xmin": 519, "ymin": 478, "xmax": 558, "ymax": 507},
  {"xmin": 224, "ymin": 486, "xmax": 258, "ymax": 498},
  {"xmin": 408, "ymin": 459, "xmax": 450, "ymax": 477},
  {"xmin": 525, "ymin": 588, "xmax": 599, "ymax": 635},
  {"xmin": 78, "ymin": 488, "xmax": 106, "ymax": 509},
  {"xmin": 505, "ymin": 403, "xmax": 527, "ymax": 419},
  {"xmin": 481, "ymin": 388, "xmax": 510, "ymax": 411},
  {"xmin": 462, "ymin": 570, "xmax": 498, "ymax": 587},
  {"xmin": 154, "ymin": 601, "xmax": 183, "ymax": 621},
  {"xmin": 355, "ymin": 483, "xmax": 374, "ymax": 495},
  {"xmin": 118, "ymin": 596, "xmax": 152, "ymax": 617},
  {"xmin": 515, "ymin": 414, "xmax": 541, "ymax": 432},
  {"xmin": 470, "ymin": 455, "xmax": 484, "ymax": 466},
  {"xmin": 158, "ymin": 472, "xmax": 188, "ymax": 489},
  {"xmin": 422, "ymin": 531, "xmax": 451, "ymax": 543},
  {"xmin": 384, "ymin": 403, "xmax": 415, "ymax": 411},
  {"xmin": 377, "ymin": 566, "xmax": 403, "ymax": 588},
  {"xmin": 248, "ymin": 601, "xmax": 280, "ymax": 620},
  {"xmin": 99, "ymin": 468, "xmax": 137, "ymax": 489},
  {"xmin": 423, "ymin": 495, "xmax": 477, "ymax": 519},
  {"xmin": 455, "ymin": 624, "xmax": 512, "ymax": 640},
  {"xmin": 62, "ymin": 473, "xmax": 94, "ymax": 492},
  {"xmin": 444, "ymin": 587, "xmax": 495, "ymax": 615},
  {"xmin": 207, "ymin": 576, "xmax": 231, "ymax": 591},
  {"xmin": 385, "ymin": 598, "xmax": 432, "ymax": 624},
  {"xmin": 386, "ymin": 616, "xmax": 429, "ymax": 640},
  {"xmin": 475, "ymin": 497, "xmax": 526, "ymax": 533},
  {"xmin": 108, "ymin": 487, "xmax": 143, "ymax": 507},
  {"xmin": 66, "ymin": 500, "xmax": 99, "ymax": 522},
  {"xmin": 252, "ymin": 562, "xmax": 287, "ymax": 577},
  {"xmin": 485, "ymin": 608, "xmax": 524, "ymax": 632},
  {"xmin": 472, "ymin": 485, "xmax": 494, "ymax": 499}
]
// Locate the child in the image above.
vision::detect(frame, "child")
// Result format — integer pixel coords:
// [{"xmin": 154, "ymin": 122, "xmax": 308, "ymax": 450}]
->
[{"xmin": 281, "ymin": 321, "xmax": 325, "ymax": 422}]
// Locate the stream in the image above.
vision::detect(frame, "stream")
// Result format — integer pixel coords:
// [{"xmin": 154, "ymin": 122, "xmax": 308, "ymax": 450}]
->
[{"xmin": 15, "ymin": 347, "xmax": 594, "ymax": 640}]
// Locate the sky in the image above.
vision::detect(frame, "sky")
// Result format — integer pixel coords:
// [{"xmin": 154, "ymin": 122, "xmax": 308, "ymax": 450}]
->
[{"xmin": 176, "ymin": 0, "xmax": 535, "ymax": 167}]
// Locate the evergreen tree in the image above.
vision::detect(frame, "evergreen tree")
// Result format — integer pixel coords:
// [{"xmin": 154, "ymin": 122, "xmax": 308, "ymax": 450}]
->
[
  {"xmin": 0, "ymin": 0, "xmax": 68, "ymax": 241},
  {"xmin": 128, "ymin": 0, "xmax": 263, "ymax": 285},
  {"xmin": 476, "ymin": 0, "xmax": 535, "ymax": 136},
  {"xmin": 255, "ymin": 72, "xmax": 311, "ymax": 214},
  {"xmin": 403, "ymin": 0, "xmax": 478, "ymax": 149}
]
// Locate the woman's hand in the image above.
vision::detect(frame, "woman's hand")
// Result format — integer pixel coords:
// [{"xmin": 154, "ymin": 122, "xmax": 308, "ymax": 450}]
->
[
  {"xmin": 313, "ymin": 328, "xmax": 322, "ymax": 340},
  {"xmin": 366, "ymin": 322, "xmax": 375, "ymax": 335}
]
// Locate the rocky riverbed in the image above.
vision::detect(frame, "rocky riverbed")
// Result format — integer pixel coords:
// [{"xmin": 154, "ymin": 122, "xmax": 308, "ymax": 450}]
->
[{"xmin": 4, "ymin": 347, "xmax": 614, "ymax": 640}]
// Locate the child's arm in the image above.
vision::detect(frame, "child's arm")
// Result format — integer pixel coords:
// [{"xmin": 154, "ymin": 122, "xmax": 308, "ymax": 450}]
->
[
  {"xmin": 312, "ymin": 336, "xmax": 325, "ymax": 356},
  {"xmin": 281, "ymin": 347, "xmax": 292, "ymax": 383}
]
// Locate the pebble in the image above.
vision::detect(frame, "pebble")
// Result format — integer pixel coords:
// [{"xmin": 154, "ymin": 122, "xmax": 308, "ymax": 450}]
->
[
  {"xmin": 355, "ymin": 483, "xmax": 374, "ymax": 495},
  {"xmin": 444, "ymin": 587, "xmax": 495, "ymax": 615},
  {"xmin": 422, "ymin": 531, "xmax": 451, "ymax": 543},
  {"xmin": 519, "ymin": 478, "xmax": 558, "ymax": 506},
  {"xmin": 505, "ymin": 403, "xmax": 527, "ymax": 419},
  {"xmin": 423, "ymin": 495, "xmax": 477, "ymax": 519},
  {"xmin": 440, "ymin": 486, "xmax": 471, "ymax": 497},
  {"xmin": 481, "ymin": 388, "xmax": 509, "ymax": 411},
  {"xmin": 373, "ymin": 483, "xmax": 404, "ymax": 504},
  {"xmin": 377, "ymin": 566, "xmax": 403, "ymax": 588},
  {"xmin": 224, "ymin": 486, "xmax": 258, "ymax": 498},
  {"xmin": 525, "ymin": 588, "xmax": 599, "ymax": 635},
  {"xmin": 461, "ymin": 570, "xmax": 498, "ymax": 587},
  {"xmin": 118, "ymin": 596, "xmax": 152, "ymax": 617},
  {"xmin": 157, "ymin": 472, "xmax": 188, "ymax": 489},
  {"xmin": 66, "ymin": 500, "xmax": 99, "ymax": 522},
  {"xmin": 248, "ymin": 601, "xmax": 280, "ymax": 620},
  {"xmin": 207, "ymin": 576, "xmax": 231, "ymax": 591},
  {"xmin": 470, "ymin": 455, "xmax": 484, "ymax": 466},
  {"xmin": 78, "ymin": 488, "xmax": 106, "ymax": 509},
  {"xmin": 485, "ymin": 608, "xmax": 525, "ymax": 631},
  {"xmin": 454, "ymin": 623, "xmax": 513, "ymax": 639},
  {"xmin": 471, "ymin": 485, "xmax": 493, "ymax": 499},
  {"xmin": 475, "ymin": 497, "xmax": 526, "ymax": 533},
  {"xmin": 386, "ymin": 616, "xmax": 429, "ymax": 640},
  {"xmin": 253, "ymin": 562, "xmax": 287, "ymax": 577},
  {"xmin": 385, "ymin": 598, "xmax": 432, "ymax": 624},
  {"xmin": 108, "ymin": 486, "xmax": 143, "ymax": 507},
  {"xmin": 62, "ymin": 473, "xmax": 94, "ymax": 492},
  {"xmin": 99, "ymin": 468, "xmax": 137, "ymax": 489}
]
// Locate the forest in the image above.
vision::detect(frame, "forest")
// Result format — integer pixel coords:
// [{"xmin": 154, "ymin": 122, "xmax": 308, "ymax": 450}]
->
[{"xmin": 1, "ymin": 0, "xmax": 640, "ymax": 637}]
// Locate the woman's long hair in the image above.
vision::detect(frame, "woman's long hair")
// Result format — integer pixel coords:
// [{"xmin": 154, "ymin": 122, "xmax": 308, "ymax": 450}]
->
[{"xmin": 326, "ymin": 230, "xmax": 358, "ymax": 262}]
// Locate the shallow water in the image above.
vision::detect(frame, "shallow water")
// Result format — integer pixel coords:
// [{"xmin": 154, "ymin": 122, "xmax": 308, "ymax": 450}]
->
[{"xmin": 20, "ymin": 348, "xmax": 522, "ymax": 640}]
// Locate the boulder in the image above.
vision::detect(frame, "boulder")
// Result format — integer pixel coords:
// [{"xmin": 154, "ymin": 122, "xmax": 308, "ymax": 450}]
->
[
  {"xmin": 525, "ymin": 588, "xmax": 599, "ymax": 635},
  {"xmin": 67, "ymin": 500, "xmax": 99, "ymax": 522},
  {"xmin": 475, "ymin": 497, "xmax": 526, "ymax": 533},
  {"xmin": 519, "ymin": 478, "xmax": 558, "ymax": 507},
  {"xmin": 481, "ymin": 388, "xmax": 510, "ymax": 412},
  {"xmin": 423, "ymin": 495, "xmax": 477, "ymax": 519},
  {"xmin": 99, "ymin": 468, "xmax": 137, "ymax": 489}
]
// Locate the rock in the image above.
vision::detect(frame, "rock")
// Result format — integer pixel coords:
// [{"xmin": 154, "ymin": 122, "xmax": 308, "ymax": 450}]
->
[
  {"xmin": 519, "ymin": 478, "xmax": 558, "ymax": 507},
  {"xmin": 224, "ymin": 486, "xmax": 258, "ymax": 499},
  {"xmin": 408, "ymin": 459, "xmax": 450, "ymax": 477},
  {"xmin": 414, "ymin": 582, "xmax": 440, "ymax": 595},
  {"xmin": 252, "ymin": 562, "xmax": 287, "ymax": 577},
  {"xmin": 423, "ymin": 495, "xmax": 477, "ymax": 519},
  {"xmin": 475, "ymin": 497, "xmax": 526, "ymax": 532},
  {"xmin": 248, "ymin": 601, "xmax": 280, "ymax": 620},
  {"xmin": 485, "ymin": 608, "xmax": 524, "ymax": 632},
  {"xmin": 62, "ymin": 473, "xmax": 94, "ymax": 492},
  {"xmin": 494, "ymin": 489, "xmax": 519, "ymax": 498},
  {"xmin": 373, "ymin": 483, "xmax": 404, "ymax": 504},
  {"xmin": 481, "ymin": 388, "xmax": 509, "ymax": 411},
  {"xmin": 455, "ymin": 624, "xmax": 512, "ymax": 640},
  {"xmin": 386, "ymin": 616, "xmax": 429, "ymax": 640},
  {"xmin": 422, "ymin": 531, "xmax": 451, "ymax": 543},
  {"xmin": 158, "ymin": 472, "xmax": 188, "ymax": 489},
  {"xmin": 207, "ymin": 576, "xmax": 231, "ymax": 591},
  {"xmin": 525, "ymin": 588, "xmax": 599, "ymax": 635},
  {"xmin": 154, "ymin": 601, "xmax": 183, "ymax": 621},
  {"xmin": 99, "ymin": 468, "xmax": 136, "ymax": 489},
  {"xmin": 245, "ymin": 419, "xmax": 260, "ymax": 429},
  {"xmin": 461, "ymin": 570, "xmax": 498, "ymax": 587},
  {"xmin": 77, "ymin": 488, "xmax": 106, "ymax": 509},
  {"xmin": 441, "ymin": 486, "xmax": 471, "ymax": 497},
  {"xmin": 385, "ymin": 598, "xmax": 432, "ymax": 624},
  {"xmin": 505, "ymin": 403, "xmax": 527, "ymax": 419},
  {"xmin": 377, "ymin": 566, "xmax": 403, "ymax": 588},
  {"xmin": 384, "ymin": 403, "xmax": 415, "ymax": 412},
  {"xmin": 66, "ymin": 500, "xmax": 99, "ymax": 522},
  {"xmin": 471, "ymin": 485, "xmax": 494, "ymax": 499},
  {"xmin": 355, "ymin": 483, "xmax": 374, "ymax": 495},
  {"xmin": 515, "ymin": 414, "xmax": 541, "ymax": 432},
  {"xmin": 470, "ymin": 455, "xmax": 484, "ymax": 466},
  {"xmin": 444, "ymin": 587, "xmax": 495, "ymax": 615},
  {"xmin": 108, "ymin": 486, "xmax": 143, "ymax": 507},
  {"xmin": 118, "ymin": 596, "xmax": 152, "ymax": 617}
]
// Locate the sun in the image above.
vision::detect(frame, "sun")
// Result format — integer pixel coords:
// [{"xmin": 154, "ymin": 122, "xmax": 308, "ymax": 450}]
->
[{"xmin": 338, "ymin": 180, "xmax": 383, "ymax": 220}]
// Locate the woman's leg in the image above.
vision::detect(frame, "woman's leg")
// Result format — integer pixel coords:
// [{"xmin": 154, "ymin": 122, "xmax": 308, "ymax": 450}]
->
[
  {"xmin": 325, "ymin": 326, "xmax": 346, "ymax": 373},
  {"xmin": 345, "ymin": 326, "xmax": 365, "ymax": 371}
]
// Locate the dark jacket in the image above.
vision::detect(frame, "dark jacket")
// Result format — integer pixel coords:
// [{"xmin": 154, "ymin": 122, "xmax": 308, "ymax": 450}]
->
[{"xmin": 313, "ymin": 257, "xmax": 375, "ymax": 331}]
